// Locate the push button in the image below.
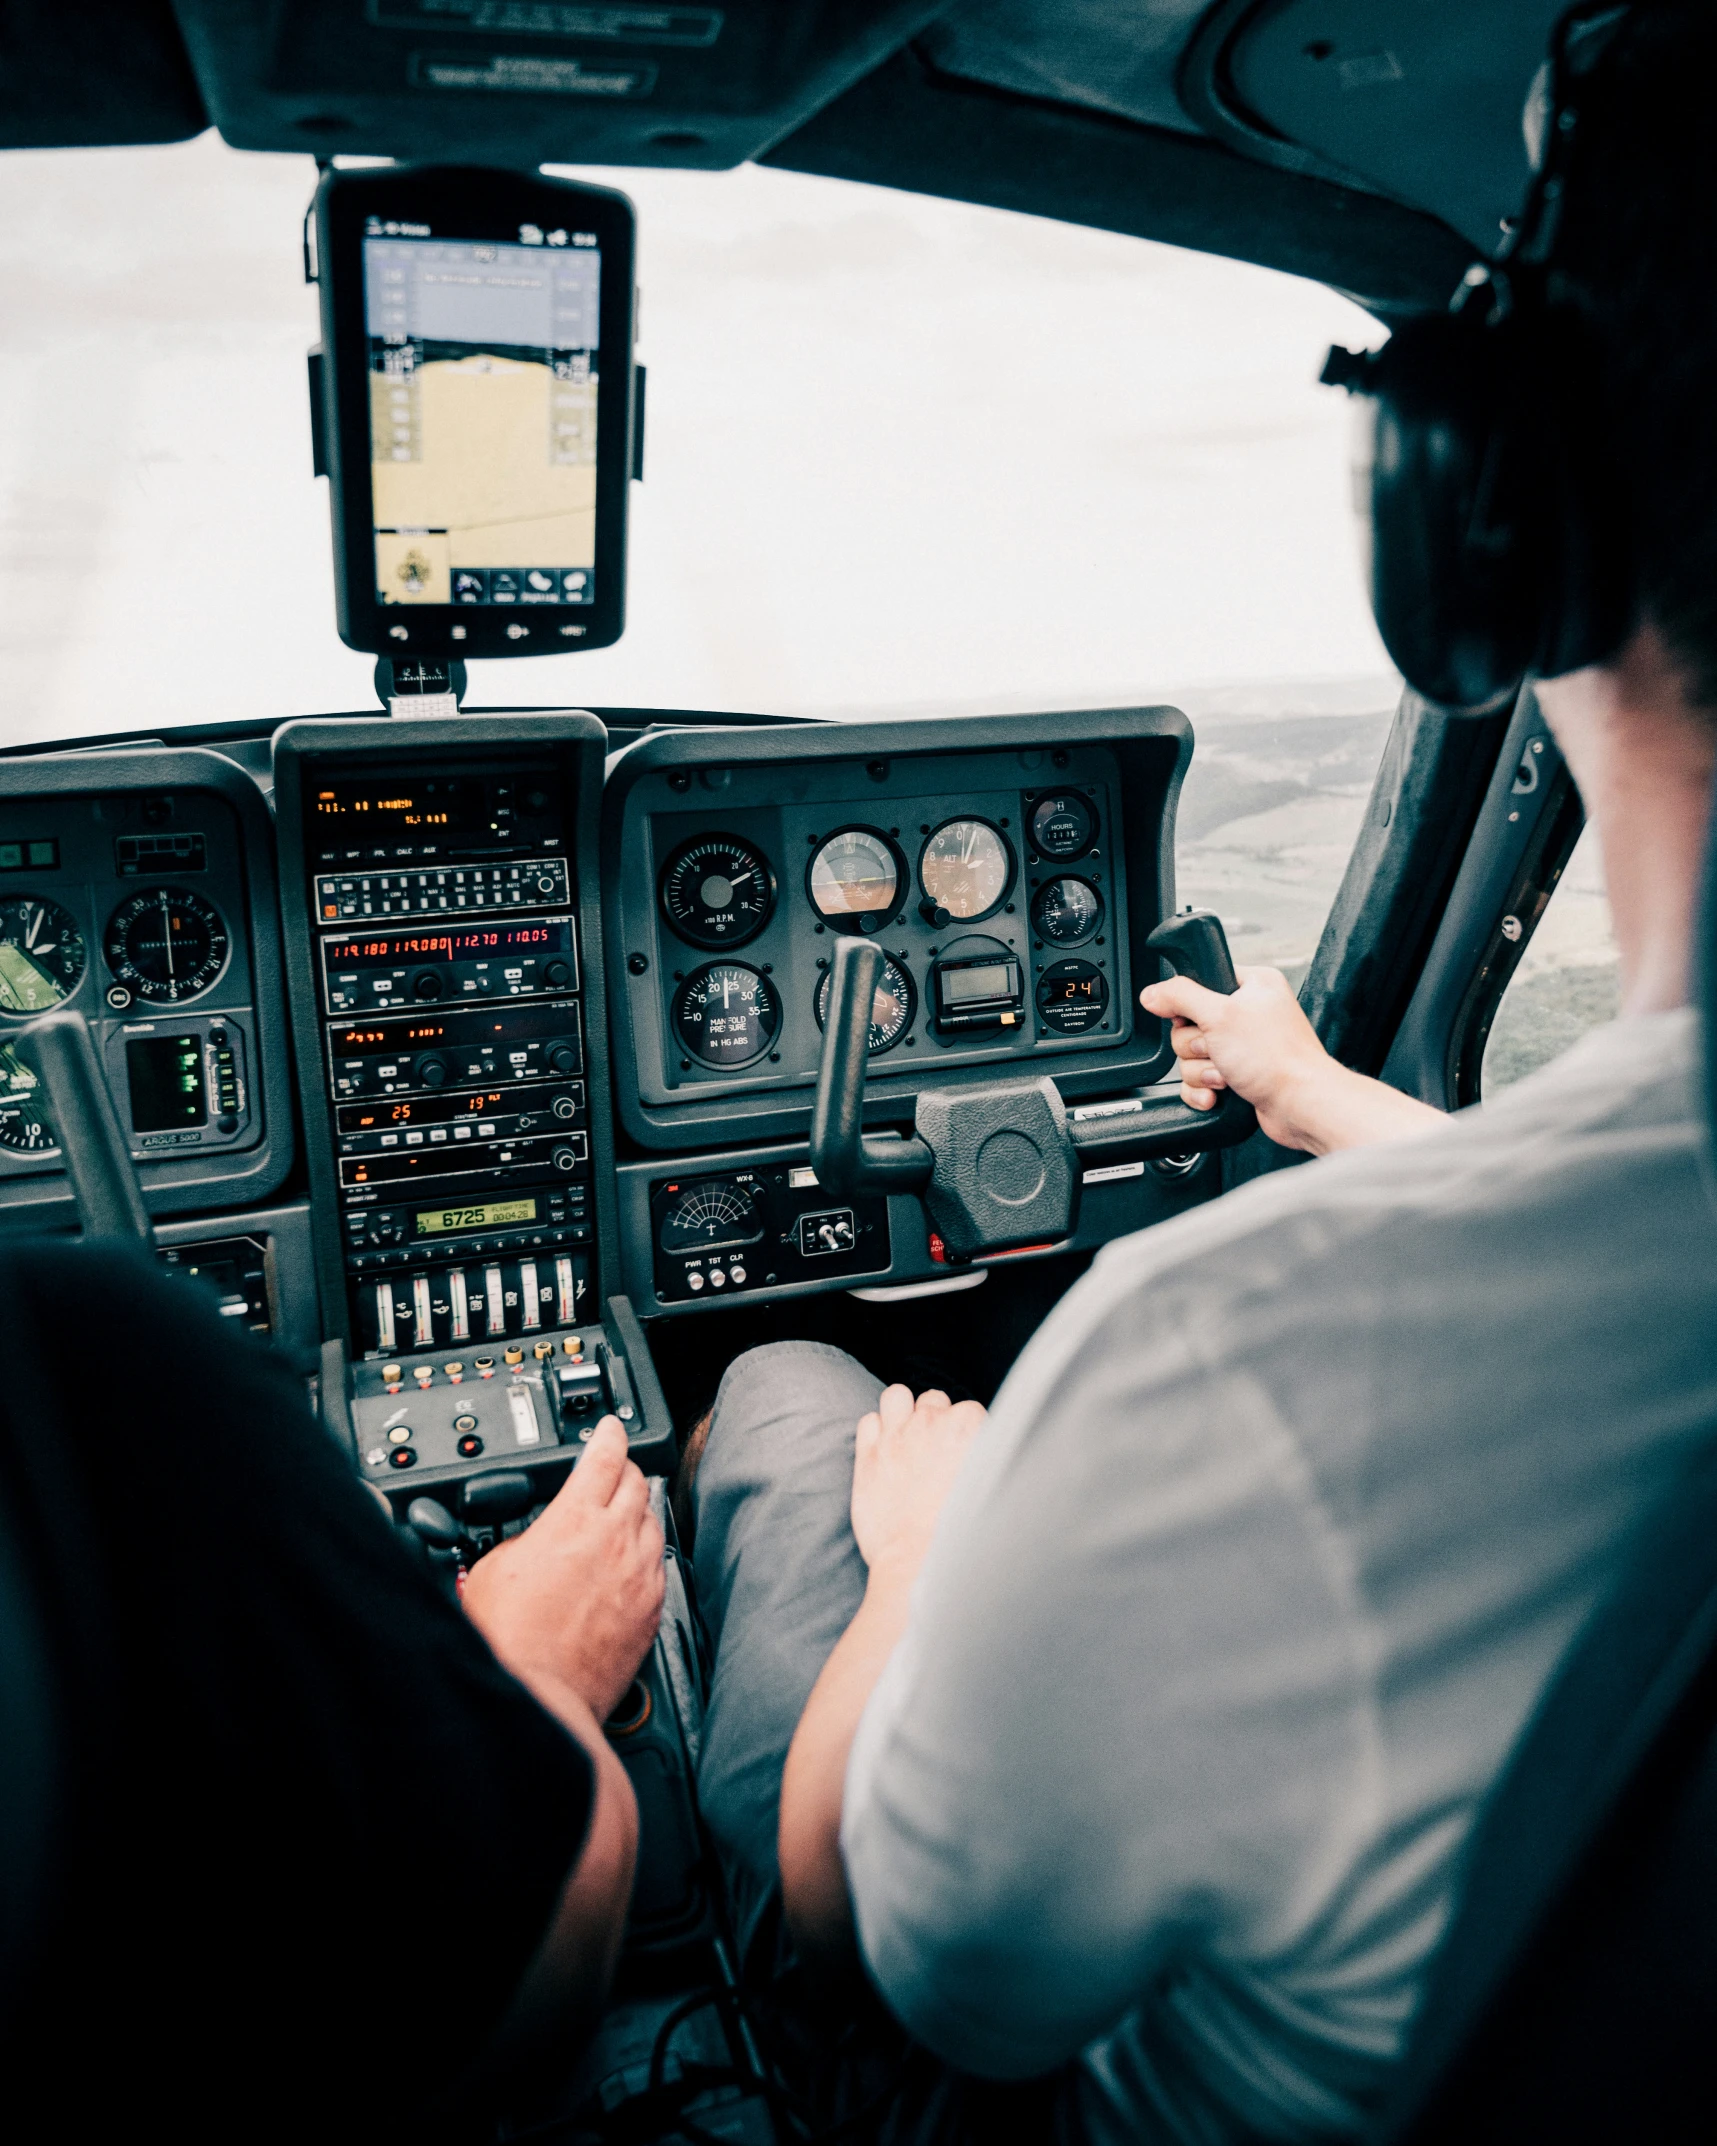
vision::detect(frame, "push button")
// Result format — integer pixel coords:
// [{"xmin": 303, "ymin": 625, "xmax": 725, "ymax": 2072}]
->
[
  {"xmin": 457, "ymin": 1433, "xmax": 484, "ymax": 1458},
  {"xmin": 388, "ymin": 1446, "xmax": 417, "ymax": 1469}
]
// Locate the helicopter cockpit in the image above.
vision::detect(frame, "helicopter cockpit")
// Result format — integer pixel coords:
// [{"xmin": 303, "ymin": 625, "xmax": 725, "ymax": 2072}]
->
[{"xmin": 2, "ymin": 5, "xmax": 1715, "ymax": 2143}]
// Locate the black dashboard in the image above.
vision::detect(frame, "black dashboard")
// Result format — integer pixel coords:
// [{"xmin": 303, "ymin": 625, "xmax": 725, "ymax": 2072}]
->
[{"xmin": 0, "ymin": 703, "xmax": 1219, "ymax": 1471}]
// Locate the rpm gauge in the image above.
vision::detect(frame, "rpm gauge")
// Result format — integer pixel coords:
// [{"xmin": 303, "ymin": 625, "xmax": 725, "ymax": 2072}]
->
[
  {"xmin": 814, "ymin": 953, "xmax": 915, "ymax": 1054},
  {"xmin": 672, "ymin": 962, "xmax": 782, "ymax": 1070},
  {"xmin": 103, "ymin": 887, "xmax": 229, "ymax": 1003},
  {"xmin": 659, "ymin": 834, "xmax": 776, "ymax": 949},
  {"xmin": 0, "ymin": 896, "xmax": 86, "ymax": 1015},
  {"xmin": 0, "ymin": 1041, "xmax": 54, "ymax": 1152},
  {"xmin": 919, "ymin": 818, "xmax": 1014, "ymax": 922},
  {"xmin": 807, "ymin": 827, "xmax": 903, "ymax": 931}
]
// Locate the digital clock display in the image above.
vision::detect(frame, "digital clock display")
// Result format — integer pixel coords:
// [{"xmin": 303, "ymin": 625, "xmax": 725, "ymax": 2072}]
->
[{"xmin": 414, "ymin": 1196, "xmax": 538, "ymax": 1237}]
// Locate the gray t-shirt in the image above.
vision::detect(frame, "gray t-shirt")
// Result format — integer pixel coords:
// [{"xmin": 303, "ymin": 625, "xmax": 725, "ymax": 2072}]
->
[{"xmin": 842, "ymin": 1010, "xmax": 1717, "ymax": 2141}]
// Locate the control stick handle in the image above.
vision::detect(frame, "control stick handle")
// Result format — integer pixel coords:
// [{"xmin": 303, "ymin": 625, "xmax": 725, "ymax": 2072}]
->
[
  {"xmin": 15, "ymin": 1010, "xmax": 153, "ymax": 1245},
  {"xmin": 809, "ymin": 939, "xmax": 932, "ymax": 1199},
  {"xmin": 1144, "ymin": 909, "xmax": 1240, "ymax": 995}
]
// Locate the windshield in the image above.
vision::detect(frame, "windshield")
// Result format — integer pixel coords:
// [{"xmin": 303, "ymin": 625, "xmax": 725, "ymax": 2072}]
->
[{"xmin": 0, "ymin": 133, "xmax": 1395, "ymax": 975}]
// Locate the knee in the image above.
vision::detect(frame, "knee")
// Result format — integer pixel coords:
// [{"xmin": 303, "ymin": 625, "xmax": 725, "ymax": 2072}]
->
[{"xmin": 709, "ymin": 1340, "xmax": 876, "ymax": 1438}]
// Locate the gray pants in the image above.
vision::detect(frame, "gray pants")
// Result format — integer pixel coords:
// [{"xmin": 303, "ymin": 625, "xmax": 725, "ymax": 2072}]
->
[{"xmin": 688, "ymin": 1340, "xmax": 884, "ymax": 1955}]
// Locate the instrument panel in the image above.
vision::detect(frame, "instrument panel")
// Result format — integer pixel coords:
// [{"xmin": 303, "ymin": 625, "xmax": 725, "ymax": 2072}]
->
[
  {"xmin": 0, "ymin": 748, "xmax": 292, "ymax": 1222},
  {"xmin": 0, "ymin": 701, "xmax": 1203, "ymax": 1332},
  {"xmin": 603, "ymin": 709, "xmax": 1191, "ymax": 1156}
]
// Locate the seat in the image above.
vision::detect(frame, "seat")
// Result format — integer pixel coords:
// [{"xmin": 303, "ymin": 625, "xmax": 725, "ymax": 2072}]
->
[{"xmin": 1374, "ymin": 818, "xmax": 1717, "ymax": 2144}]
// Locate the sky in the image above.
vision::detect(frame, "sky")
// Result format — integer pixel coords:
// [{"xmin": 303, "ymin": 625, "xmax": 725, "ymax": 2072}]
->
[{"xmin": 0, "ymin": 132, "xmax": 1395, "ymax": 745}]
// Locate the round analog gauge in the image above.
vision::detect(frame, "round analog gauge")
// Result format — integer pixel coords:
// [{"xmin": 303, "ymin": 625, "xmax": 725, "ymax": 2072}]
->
[
  {"xmin": 1028, "ymin": 792, "xmax": 1096, "ymax": 859},
  {"xmin": 1036, "ymin": 959, "xmax": 1109, "ymax": 1035},
  {"xmin": 659, "ymin": 834, "xmax": 776, "ymax": 949},
  {"xmin": 0, "ymin": 1041, "xmax": 54, "ymax": 1152},
  {"xmin": 807, "ymin": 828, "xmax": 903, "ymax": 930},
  {"xmin": 1031, "ymin": 875, "xmax": 1104, "ymax": 946},
  {"xmin": 672, "ymin": 963, "xmax": 782, "ymax": 1070},
  {"xmin": 919, "ymin": 818, "xmax": 1014, "ymax": 922},
  {"xmin": 103, "ymin": 888, "xmax": 229, "ymax": 1003},
  {"xmin": 0, "ymin": 896, "xmax": 86, "ymax": 1015},
  {"xmin": 659, "ymin": 1177, "xmax": 766, "ymax": 1256},
  {"xmin": 814, "ymin": 952, "xmax": 915, "ymax": 1054}
]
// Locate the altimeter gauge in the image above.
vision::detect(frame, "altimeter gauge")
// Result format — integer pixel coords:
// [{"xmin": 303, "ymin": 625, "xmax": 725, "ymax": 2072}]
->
[
  {"xmin": 918, "ymin": 818, "xmax": 1014, "ymax": 922},
  {"xmin": 104, "ymin": 888, "xmax": 229, "ymax": 1003},
  {"xmin": 0, "ymin": 896, "xmax": 86, "ymax": 1014}
]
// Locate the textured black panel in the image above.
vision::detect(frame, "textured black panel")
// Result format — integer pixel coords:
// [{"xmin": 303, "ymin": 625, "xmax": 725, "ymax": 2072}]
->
[
  {"xmin": 0, "ymin": 0, "xmax": 205, "ymax": 148},
  {"xmin": 172, "ymin": 0, "xmax": 948, "ymax": 168},
  {"xmin": 764, "ymin": 45, "xmax": 1470, "ymax": 314}
]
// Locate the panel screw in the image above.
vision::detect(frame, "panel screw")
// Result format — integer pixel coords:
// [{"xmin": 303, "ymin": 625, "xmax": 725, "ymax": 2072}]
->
[
  {"xmin": 1501, "ymin": 915, "xmax": 1524, "ymax": 942},
  {"xmin": 627, "ymin": 952, "xmax": 648, "ymax": 974}
]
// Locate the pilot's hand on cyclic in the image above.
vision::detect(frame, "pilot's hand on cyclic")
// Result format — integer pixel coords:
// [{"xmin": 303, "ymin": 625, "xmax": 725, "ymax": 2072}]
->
[
  {"xmin": 1138, "ymin": 964, "xmax": 1333, "ymax": 1149},
  {"xmin": 463, "ymin": 1416, "xmax": 665, "ymax": 1722},
  {"xmin": 850, "ymin": 1384, "xmax": 985, "ymax": 1589}
]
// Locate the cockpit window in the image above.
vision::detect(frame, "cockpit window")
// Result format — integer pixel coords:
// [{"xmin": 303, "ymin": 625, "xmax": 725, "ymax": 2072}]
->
[
  {"xmin": 1483, "ymin": 822, "xmax": 1622, "ymax": 1092},
  {"xmin": 0, "ymin": 133, "xmax": 1388, "ymax": 755}
]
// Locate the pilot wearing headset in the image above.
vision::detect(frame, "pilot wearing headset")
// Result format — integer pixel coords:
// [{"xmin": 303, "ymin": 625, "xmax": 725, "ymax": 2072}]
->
[{"xmin": 660, "ymin": 4, "xmax": 1717, "ymax": 2140}]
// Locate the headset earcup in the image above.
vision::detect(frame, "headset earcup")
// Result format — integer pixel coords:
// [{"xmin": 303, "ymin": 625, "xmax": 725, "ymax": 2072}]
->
[
  {"xmin": 1364, "ymin": 309, "xmax": 1546, "ymax": 714},
  {"xmin": 1525, "ymin": 302, "xmax": 1634, "ymax": 679}
]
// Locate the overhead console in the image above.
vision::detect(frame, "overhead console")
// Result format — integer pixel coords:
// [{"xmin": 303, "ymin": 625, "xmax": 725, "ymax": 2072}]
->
[{"xmin": 0, "ymin": 748, "xmax": 293, "ymax": 1229}]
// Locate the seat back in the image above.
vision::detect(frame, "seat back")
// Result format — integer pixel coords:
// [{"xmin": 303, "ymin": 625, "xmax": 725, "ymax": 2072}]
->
[{"xmin": 1376, "ymin": 807, "xmax": 1717, "ymax": 2142}]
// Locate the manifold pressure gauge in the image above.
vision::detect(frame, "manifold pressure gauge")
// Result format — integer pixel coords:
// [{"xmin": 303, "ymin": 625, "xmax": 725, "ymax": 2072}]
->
[
  {"xmin": 814, "ymin": 952, "xmax": 915, "ymax": 1053},
  {"xmin": 0, "ymin": 896, "xmax": 86, "ymax": 1014},
  {"xmin": 659, "ymin": 834, "xmax": 776, "ymax": 949},
  {"xmin": 103, "ymin": 887, "xmax": 229, "ymax": 1003},
  {"xmin": 672, "ymin": 962, "xmax": 782, "ymax": 1069}
]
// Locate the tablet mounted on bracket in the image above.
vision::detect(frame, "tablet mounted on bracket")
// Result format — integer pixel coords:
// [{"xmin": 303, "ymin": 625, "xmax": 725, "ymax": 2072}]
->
[{"xmin": 308, "ymin": 164, "xmax": 638, "ymax": 663}]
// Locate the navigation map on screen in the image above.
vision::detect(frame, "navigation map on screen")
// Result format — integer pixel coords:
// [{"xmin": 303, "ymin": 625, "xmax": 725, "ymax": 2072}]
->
[{"xmin": 363, "ymin": 223, "xmax": 601, "ymax": 611}]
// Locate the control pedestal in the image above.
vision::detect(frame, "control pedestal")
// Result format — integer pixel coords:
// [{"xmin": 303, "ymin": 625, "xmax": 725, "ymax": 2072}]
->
[{"xmin": 342, "ymin": 1293, "xmax": 674, "ymax": 1501}]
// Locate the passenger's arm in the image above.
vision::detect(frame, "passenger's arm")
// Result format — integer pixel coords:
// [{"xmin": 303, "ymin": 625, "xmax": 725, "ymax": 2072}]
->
[
  {"xmin": 779, "ymin": 1385, "xmax": 985, "ymax": 1971},
  {"xmin": 462, "ymin": 1417, "xmax": 666, "ymax": 2045},
  {"xmin": 1139, "ymin": 966, "xmax": 1445, "ymax": 1154}
]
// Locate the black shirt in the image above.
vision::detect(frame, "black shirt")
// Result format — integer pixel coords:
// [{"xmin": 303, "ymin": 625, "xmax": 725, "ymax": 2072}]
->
[{"xmin": 0, "ymin": 1240, "xmax": 593, "ymax": 2139}]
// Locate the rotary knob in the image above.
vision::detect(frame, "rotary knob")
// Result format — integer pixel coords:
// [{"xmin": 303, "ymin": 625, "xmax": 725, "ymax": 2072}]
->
[
  {"xmin": 412, "ymin": 969, "xmax": 444, "ymax": 1001},
  {"xmin": 415, "ymin": 1053, "xmax": 450, "ymax": 1089},
  {"xmin": 548, "ymin": 1042, "xmax": 579, "ymax": 1076},
  {"xmin": 543, "ymin": 959, "xmax": 573, "ymax": 989},
  {"xmin": 552, "ymin": 1143, "xmax": 580, "ymax": 1173}
]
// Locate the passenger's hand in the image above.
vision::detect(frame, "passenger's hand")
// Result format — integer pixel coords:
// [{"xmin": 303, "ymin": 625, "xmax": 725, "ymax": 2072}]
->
[
  {"xmin": 1139, "ymin": 964, "xmax": 1445, "ymax": 1155},
  {"xmin": 463, "ymin": 1416, "xmax": 665, "ymax": 1722},
  {"xmin": 850, "ymin": 1385, "xmax": 985, "ymax": 1588}
]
